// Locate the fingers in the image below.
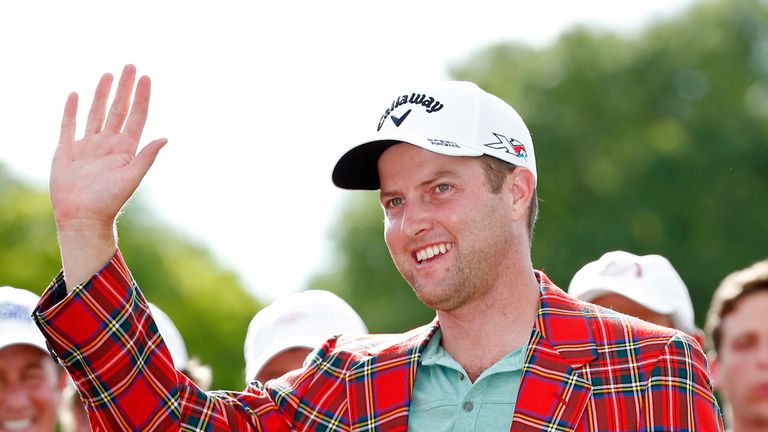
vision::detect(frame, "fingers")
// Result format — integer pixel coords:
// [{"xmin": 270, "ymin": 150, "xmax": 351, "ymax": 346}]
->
[
  {"xmin": 123, "ymin": 76, "xmax": 151, "ymax": 146},
  {"xmin": 59, "ymin": 92, "xmax": 79, "ymax": 146},
  {"xmin": 85, "ymin": 73, "xmax": 113, "ymax": 134},
  {"xmin": 103, "ymin": 64, "xmax": 137, "ymax": 133}
]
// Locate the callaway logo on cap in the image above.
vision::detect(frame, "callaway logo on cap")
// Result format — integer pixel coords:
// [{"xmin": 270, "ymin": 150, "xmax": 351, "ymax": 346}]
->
[{"xmin": 332, "ymin": 81, "xmax": 537, "ymax": 190}]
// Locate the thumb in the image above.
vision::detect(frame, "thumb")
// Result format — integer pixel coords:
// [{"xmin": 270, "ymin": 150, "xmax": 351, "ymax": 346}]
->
[{"xmin": 131, "ymin": 138, "xmax": 168, "ymax": 183}]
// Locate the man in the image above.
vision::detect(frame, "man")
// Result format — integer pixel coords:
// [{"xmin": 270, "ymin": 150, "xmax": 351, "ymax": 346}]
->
[
  {"xmin": 32, "ymin": 65, "xmax": 723, "ymax": 430},
  {"xmin": 243, "ymin": 290, "xmax": 368, "ymax": 383},
  {"xmin": 0, "ymin": 286, "xmax": 67, "ymax": 432},
  {"xmin": 568, "ymin": 250, "xmax": 704, "ymax": 344},
  {"xmin": 705, "ymin": 259, "xmax": 768, "ymax": 432}
]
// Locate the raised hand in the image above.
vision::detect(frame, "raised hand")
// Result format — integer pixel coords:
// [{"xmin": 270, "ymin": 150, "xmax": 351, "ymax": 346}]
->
[{"xmin": 51, "ymin": 65, "xmax": 167, "ymax": 291}]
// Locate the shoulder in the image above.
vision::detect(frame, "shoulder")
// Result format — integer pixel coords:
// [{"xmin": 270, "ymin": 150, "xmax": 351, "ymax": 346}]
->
[{"xmin": 538, "ymin": 277, "xmax": 700, "ymax": 364}]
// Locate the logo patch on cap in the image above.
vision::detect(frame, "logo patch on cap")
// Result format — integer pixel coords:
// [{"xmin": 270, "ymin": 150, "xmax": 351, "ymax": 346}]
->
[
  {"xmin": 0, "ymin": 302, "xmax": 31, "ymax": 321},
  {"xmin": 599, "ymin": 261, "xmax": 643, "ymax": 278},
  {"xmin": 391, "ymin": 109, "xmax": 412, "ymax": 127},
  {"xmin": 483, "ymin": 132, "xmax": 528, "ymax": 159},
  {"xmin": 377, "ymin": 92, "xmax": 445, "ymax": 131}
]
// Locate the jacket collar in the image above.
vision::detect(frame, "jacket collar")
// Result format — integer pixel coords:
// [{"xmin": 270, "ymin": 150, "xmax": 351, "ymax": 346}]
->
[
  {"xmin": 345, "ymin": 270, "xmax": 598, "ymax": 431},
  {"xmin": 533, "ymin": 270, "xmax": 598, "ymax": 367}
]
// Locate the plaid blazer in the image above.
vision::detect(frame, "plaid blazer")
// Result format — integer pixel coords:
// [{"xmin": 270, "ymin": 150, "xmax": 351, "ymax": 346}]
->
[{"xmin": 34, "ymin": 251, "xmax": 723, "ymax": 431}]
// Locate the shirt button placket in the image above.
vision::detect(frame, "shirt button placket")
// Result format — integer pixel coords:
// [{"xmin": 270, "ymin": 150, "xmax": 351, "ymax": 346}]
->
[{"xmin": 462, "ymin": 401, "xmax": 474, "ymax": 412}]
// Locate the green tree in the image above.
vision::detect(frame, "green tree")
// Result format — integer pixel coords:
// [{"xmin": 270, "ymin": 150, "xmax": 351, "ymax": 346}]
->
[
  {"xmin": 310, "ymin": 0, "xmax": 768, "ymax": 333},
  {"xmin": 0, "ymin": 164, "xmax": 262, "ymax": 390}
]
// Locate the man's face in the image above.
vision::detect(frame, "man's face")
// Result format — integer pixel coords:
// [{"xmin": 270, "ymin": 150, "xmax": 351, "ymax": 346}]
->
[
  {"xmin": 256, "ymin": 347, "xmax": 313, "ymax": 383},
  {"xmin": 0, "ymin": 344, "xmax": 65, "ymax": 432},
  {"xmin": 378, "ymin": 144, "xmax": 517, "ymax": 311},
  {"xmin": 713, "ymin": 290, "xmax": 768, "ymax": 429},
  {"xmin": 589, "ymin": 293, "xmax": 675, "ymax": 328}
]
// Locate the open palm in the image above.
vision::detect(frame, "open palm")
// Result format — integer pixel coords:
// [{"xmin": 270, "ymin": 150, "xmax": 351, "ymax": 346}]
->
[{"xmin": 51, "ymin": 65, "xmax": 166, "ymax": 230}]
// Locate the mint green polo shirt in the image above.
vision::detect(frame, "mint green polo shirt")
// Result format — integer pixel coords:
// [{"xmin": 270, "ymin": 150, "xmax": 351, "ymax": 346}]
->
[{"xmin": 407, "ymin": 328, "xmax": 526, "ymax": 431}]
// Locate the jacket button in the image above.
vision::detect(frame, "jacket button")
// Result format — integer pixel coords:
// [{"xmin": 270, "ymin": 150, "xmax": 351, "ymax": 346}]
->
[{"xmin": 463, "ymin": 401, "xmax": 474, "ymax": 412}]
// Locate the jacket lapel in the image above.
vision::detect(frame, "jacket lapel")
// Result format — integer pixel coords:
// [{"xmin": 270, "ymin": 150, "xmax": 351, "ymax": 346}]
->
[
  {"xmin": 511, "ymin": 273, "xmax": 597, "ymax": 431},
  {"xmin": 346, "ymin": 321, "xmax": 437, "ymax": 432}
]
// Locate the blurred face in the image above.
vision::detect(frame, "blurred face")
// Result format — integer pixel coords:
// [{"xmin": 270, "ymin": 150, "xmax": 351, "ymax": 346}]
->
[
  {"xmin": 0, "ymin": 344, "xmax": 65, "ymax": 432},
  {"xmin": 713, "ymin": 291, "xmax": 768, "ymax": 431},
  {"xmin": 67, "ymin": 388, "xmax": 90, "ymax": 432},
  {"xmin": 256, "ymin": 347, "xmax": 313, "ymax": 382},
  {"xmin": 590, "ymin": 293, "xmax": 675, "ymax": 328},
  {"xmin": 378, "ymin": 144, "xmax": 518, "ymax": 311}
]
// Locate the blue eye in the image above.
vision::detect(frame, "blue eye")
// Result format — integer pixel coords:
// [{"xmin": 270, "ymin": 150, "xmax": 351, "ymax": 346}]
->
[
  {"xmin": 388, "ymin": 197, "xmax": 403, "ymax": 207},
  {"xmin": 435, "ymin": 183, "xmax": 451, "ymax": 193}
]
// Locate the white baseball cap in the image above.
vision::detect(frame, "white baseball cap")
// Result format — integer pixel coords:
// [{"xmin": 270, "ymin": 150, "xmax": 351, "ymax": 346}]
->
[
  {"xmin": 244, "ymin": 290, "xmax": 368, "ymax": 383},
  {"xmin": 568, "ymin": 251, "xmax": 697, "ymax": 334},
  {"xmin": 148, "ymin": 303, "xmax": 189, "ymax": 371},
  {"xmin": 332, "ymin": 81, "xmax": 537, "ymax": 190},
  {"xmin": 0, "ymin": 286, "xmax": 47, "ymax": 353}
]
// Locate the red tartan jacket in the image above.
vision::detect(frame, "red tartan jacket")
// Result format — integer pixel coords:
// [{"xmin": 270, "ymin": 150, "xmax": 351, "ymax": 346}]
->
[{"xmin": 33, "ymin": 251, "xmax": 723, "ymax": 431}]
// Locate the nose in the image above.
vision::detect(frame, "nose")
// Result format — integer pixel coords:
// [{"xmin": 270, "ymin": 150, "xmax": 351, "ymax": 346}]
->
[
  {"xmin": 1, "ymin": 382, "xmax": 32, "ymax": 412},
  {"xmin": 400, "ymin": 201, "xmax": 432, "ymax": 238}
]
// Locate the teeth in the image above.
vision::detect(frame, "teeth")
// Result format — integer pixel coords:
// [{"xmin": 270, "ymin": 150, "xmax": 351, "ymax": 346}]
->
[
  {"xmin": 4, "ymin": 419, "xmax": 33, "ymax": 430},
  {"xmin": 415, "ymin": 243, "xmax": 453, "ymax": 262}
]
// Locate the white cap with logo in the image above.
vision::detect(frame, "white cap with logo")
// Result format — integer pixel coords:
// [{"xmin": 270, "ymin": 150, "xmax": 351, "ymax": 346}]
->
[
  {"xmin": 332, "ymin": 81, "xmax": 536, "ymax": 190},
  {"xmin": 0, "ymin": 286, "xmax": 47, "ymax": 352},
  {"xmin": 568, "ymin": 251, "xmax": 697, "ymax": 334},
  {"xmin": 243, "ymin": 290, "xmax": 368, "ymax": 383},
  {"xmin": 148, "ymin": 303, "xmax": 189, "ymax": 371}
]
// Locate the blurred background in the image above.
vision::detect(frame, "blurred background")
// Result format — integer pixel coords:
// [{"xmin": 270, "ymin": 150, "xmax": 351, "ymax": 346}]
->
[{"xmin": 1, "ymin": 0, "xmax": 766, "ymax": 390}]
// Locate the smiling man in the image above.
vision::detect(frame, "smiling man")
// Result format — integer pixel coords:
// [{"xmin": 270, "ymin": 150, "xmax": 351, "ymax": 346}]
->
[
  {"xmin": 31, "ymin": 65, "xmax": 723, "ymax": 430},
  {"xmin": 0, "ymin": 286, "xmax": 66, "ymax": 432}
]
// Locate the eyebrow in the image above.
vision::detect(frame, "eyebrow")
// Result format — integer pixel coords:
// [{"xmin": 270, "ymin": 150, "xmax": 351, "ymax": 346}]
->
[{"xmin": 380, "ymin": 169, "xmax": 462, "ymax": 200}]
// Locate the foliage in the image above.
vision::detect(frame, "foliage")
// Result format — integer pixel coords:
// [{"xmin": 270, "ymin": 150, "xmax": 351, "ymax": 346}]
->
[
  {"xmin": 0, "ymin": 165, "xmax": 261, "ymax": 390},
  {"xmin": 310, "ymin": 0, "xmax": 768, "ymax": 333}
]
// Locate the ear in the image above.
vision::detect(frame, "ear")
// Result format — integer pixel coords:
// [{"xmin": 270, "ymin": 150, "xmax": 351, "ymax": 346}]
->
[
  {"xmin": 708, "ymin": 350, "xmax": 721, "ymax": 390},
  {"xmin": 507, "ymin": 167, "xmax": 536, "ymax": 220}
]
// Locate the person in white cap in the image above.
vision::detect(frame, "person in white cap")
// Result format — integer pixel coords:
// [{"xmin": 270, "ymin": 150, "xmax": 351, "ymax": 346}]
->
[
  {"xmin": 705, "ymin": 259, "xmax": 768, "ymax": 432},
  {"xmin": 568, "ymin": 250, "xmax": 704, "ymax": 344},
  {"xmin": 0, "ymin": 286, "xmax": 67, "ymax": 432},
  {"xmin": 31, "ymin": 65, "xmax": 723, "ymax": 430},
  {"xmin": 243, "ymin": 290, "xmax": 368, "ymax": 383}
]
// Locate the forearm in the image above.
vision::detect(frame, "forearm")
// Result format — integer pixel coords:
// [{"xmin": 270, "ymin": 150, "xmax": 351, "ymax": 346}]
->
[
  {"xmin": 33, "ymin": 252, "xmax": 290, "ymax": 431},
  {"xmin": 56, "ymin": 219, "xmax": 118, "ymax": 293}
]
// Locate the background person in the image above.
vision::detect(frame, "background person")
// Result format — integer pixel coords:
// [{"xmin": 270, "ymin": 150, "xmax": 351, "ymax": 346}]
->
[
  {"xmin": 0, "ymin": 286, "xmax": 67, "ymax": 432},
  {"xmin": 568, "ymin": 250, "xmax": 704, "ymax": 344},
  {"xmin": 243, "ymin": 290, "xmax": 368, "ymax": 383},
  {"xmin": 705, "ymin": 259, "xmax": 768, "ymax": 432}
]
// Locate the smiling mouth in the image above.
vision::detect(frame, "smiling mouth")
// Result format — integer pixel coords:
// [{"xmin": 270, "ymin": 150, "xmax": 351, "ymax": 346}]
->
[
  {"xmin": 414, "ymin": 243, "xmax": 453, "ymax": 262},
  {"xmin": 2, "ymin": 418, "xmax": 33, "ymax": 431}
]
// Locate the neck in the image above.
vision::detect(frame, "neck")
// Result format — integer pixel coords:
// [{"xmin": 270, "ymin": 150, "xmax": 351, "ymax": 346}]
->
[{"xmin": 436, "ymin": 267, "xmax": 540, "ymax": 381}]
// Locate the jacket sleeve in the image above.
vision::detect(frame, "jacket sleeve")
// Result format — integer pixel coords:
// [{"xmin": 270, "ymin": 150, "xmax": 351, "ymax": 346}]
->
[
  {"xmin": 32, "ymin": 250, "xmax": 292, "ymax": 432},
  {"xmin": 642, "ymin": 332, "xmax": 725, "ymax": 431}
]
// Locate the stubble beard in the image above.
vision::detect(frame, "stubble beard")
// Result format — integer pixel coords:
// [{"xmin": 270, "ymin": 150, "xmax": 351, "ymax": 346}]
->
[{"xmin": 400, "ymin": 217, "xmax": 511, "ymax": 312}]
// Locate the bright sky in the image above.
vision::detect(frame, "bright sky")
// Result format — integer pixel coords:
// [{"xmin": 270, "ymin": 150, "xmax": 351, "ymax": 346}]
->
[{"xmin": 0, "ymin": 0, "xmax": 696, "ymax": 301}]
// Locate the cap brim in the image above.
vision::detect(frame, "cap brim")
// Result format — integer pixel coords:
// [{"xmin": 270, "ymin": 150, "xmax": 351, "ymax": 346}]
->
[
  {"xmin": 332, "ymin": 133, "xmax": 483, "ymax": 190},
  {"xmin": 574, "ymin": 286, "xmax": 677, "ymax": 315},
  {"xmin": 245, "ymin": 335, "xmax": 321, "ymax": 383},
  {"xmin": 332, "ymin": 140, "xmax": 399, "ymax": 190}
]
